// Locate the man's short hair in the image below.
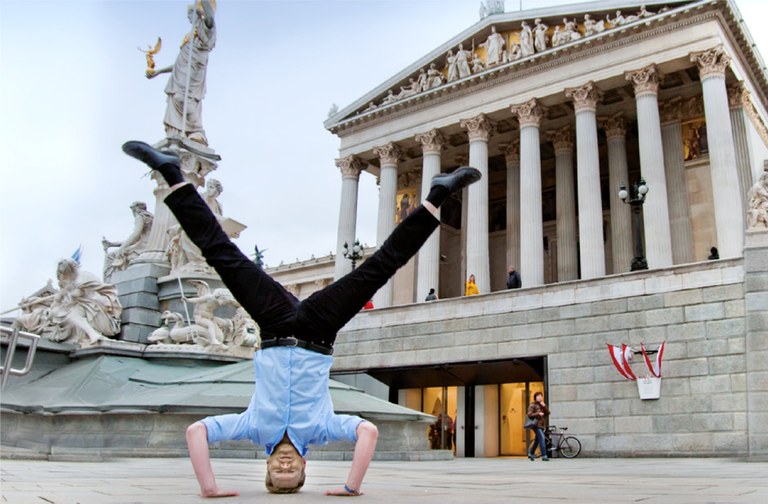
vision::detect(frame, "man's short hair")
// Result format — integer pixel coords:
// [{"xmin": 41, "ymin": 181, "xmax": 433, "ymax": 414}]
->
[{"xmin": 264, "ymin": 466, "xmax": 305, "ymax": 494}]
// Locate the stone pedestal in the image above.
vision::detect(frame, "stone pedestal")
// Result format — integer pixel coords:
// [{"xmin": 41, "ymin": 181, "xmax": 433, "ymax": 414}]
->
[
  {"xmin": 744, "ymin": 229, "xmax": 768, "ymax": 461},
  {"xmin": 112, "ymin": 262, "xmax": 170, "ymax": 343}
]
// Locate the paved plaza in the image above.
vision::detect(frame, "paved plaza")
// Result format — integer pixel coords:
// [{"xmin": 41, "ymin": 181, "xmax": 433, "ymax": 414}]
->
[{"xmin": 1, "ymin": 455, "xmax": 766, "ymax": 503}]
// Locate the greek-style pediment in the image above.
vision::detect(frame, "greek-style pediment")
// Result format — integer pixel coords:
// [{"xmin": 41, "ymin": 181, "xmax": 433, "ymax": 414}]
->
[{"xmin": 325, "ymin": 0, "xmax": 766, "ymax": 134}]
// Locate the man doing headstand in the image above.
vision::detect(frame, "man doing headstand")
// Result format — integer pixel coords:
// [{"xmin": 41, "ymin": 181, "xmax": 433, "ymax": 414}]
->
[{"xmin": 122, "ymin": 140, "xmax": 481, "ymax": 498}]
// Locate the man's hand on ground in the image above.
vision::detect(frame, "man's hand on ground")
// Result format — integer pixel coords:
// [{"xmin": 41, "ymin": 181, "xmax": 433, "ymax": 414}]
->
[
  {"xmin": 324, "ymin": 486, "xmax": 363, "ymax": 497},
  {"xmin": 200, "ymin": 487, "xmax": 240, "ymax": 498}
]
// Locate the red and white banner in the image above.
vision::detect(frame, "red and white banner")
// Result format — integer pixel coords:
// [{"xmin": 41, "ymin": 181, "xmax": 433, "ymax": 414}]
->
[
  {"xmin": 641, "ymin": 341, "xmax": 665, "ymax": 378},
  {"xmin": 607, "ymin": 343, "xmax": 637, "ymax": 381}
]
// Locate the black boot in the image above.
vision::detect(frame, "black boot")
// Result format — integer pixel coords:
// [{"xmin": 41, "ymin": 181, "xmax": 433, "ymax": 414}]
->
[
  {"xmin": 425, "ymin": 166, "xmax": 481, "ymax": 207},
  {"xmin": 122, "ymin": 141, "xmax": 184, "ymax": 186}
]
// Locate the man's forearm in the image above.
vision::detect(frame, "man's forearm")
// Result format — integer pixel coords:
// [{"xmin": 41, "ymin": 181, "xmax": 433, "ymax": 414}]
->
[
  {"xmin": 186, "ymin": 422, "xmax": 218, "ymax": 494},
  {"xmin": 346, "ymin": 422, "xmax": 379, "ymax": 491}
]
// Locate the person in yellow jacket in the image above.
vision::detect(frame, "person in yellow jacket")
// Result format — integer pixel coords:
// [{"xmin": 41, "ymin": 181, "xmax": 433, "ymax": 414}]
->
[{"xmin": 464, "ymin": 274, "xmax": 479, "ymax": 296}]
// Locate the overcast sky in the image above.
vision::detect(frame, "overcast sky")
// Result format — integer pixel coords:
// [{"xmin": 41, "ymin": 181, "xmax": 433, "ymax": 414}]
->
[{"xmin": 1, "ymin": 0, "xmax": 767, "ymax": 310}]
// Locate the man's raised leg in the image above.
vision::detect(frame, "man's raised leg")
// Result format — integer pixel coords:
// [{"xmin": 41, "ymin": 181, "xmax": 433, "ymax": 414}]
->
[
  {"xmin": 122, "ymin": 141, "xmax": 297, "ymax": 338},
  {"xmin": 295, "ymin": 167, "xmax": 481, "ymax": 344}
]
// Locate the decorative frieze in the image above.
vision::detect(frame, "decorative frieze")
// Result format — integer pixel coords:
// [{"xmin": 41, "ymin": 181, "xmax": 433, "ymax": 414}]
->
[
  {"xmin": 598, "ymin": 112, "xmax": 626, "ymax": 140},
  {"xmin": 659, "ymin": 96, "xmax": 684, "ymax": 124},
  {"xmin": 500, "ymin": 139, "xmax": 520, "ymax": 163},
  {"xmin": 625, "ymin": 64, "xmax": 663, "ymax": 97},
  {"xmin": 335, "ymin": 155, "xmax": 364, "ymax": 179},
  {"xmin": 373, "ymin": 142, "xmax": 402, "ymax": 165},
  {"xmin": 460, "ymin": 113, "xmax": 497, "ymax": 141},
  {"xmin": 545, "ymin": 126, "xmax": 574, "ymax": 152},
  {"xmin": 727, "ymin": 82, "xmax": 749, "ymax": 109},
  {"xmin": 510, "ymin": 98, "xmax": 547, "ymax": 128},
  {"xmin": 690, "ymin": 46, "xmax": 731, "ymax": 80},
  {"xmin": 415, "ymin": 129, "xmax": 446, "ymax": 155},
  {"xmin": 565, "ymin": 82, "xmax": 604, "ymax": 113}
]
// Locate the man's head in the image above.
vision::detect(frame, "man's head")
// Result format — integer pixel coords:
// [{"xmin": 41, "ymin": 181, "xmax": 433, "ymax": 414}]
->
[{"xmin": 264, "ymin": 437, "xmax": 306, "ymax": 494}]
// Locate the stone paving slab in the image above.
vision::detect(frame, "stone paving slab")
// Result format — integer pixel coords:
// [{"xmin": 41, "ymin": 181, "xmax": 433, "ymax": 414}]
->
[{"xmin": 1, "ymin": 456, "xmax": 767, "ymax": 503}]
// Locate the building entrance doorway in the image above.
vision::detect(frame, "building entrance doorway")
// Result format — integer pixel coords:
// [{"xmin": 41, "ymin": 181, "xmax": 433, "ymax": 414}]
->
[{"xmin": 500, "ymin": 381, "xmax": 544, "ymax": 456}]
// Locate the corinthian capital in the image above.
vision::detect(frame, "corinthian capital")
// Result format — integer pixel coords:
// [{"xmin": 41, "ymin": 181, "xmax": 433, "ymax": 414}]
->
[
  {"xmin": 510, "ymin": 98, "xmax": 547, "ymax": 128},
  {"xmin": 373, "ymin": 142, "xmax": 402, "ymax": 166},
  {"xmin": 659, "ymin": 96, "xmax": 683, "ymax": 124},
  {"xmin": 415, "ymin": 129, "xmax": 446, "ymax": 155},
  {"xmin": 690, "ymin": 46, "xmax": 731, "ymax": 80},
  {"xmin": 499, "ymin": 139, "xmax": 520, "ymax": 163},
  {"xmin": 565, "ymin": 82, "xmax": 603, "ymax": 113},
  {"xmin": 598, "ymin": 112, "xmax": 626, "ymax": 140},
  {"xmin": 727, "ymin": 82, "xmax": 749, "ymax": 109},
  {"xmin": 460, "ymin": 113, "xmax": 497, "ymax": 142},
  {"xmin": 335, "ymin": 155, "xmax": 364, "ymax": 179},
  {"xmin": 545, "ymin": 126, "xmax": 574, "ymax": 152},
  {"xmin": 625, "ymin": 64, "xmax": 663, "ymax": 97}
]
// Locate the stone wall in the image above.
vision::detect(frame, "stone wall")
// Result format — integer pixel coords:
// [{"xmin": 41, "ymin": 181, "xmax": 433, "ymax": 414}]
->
[
  {"xmin": 334, "ymin": 256, "xmax": 758, "ymax": 457},
  {"xmin": 0, "ymin": 411, "xmax": 444, "ymax": 462}
]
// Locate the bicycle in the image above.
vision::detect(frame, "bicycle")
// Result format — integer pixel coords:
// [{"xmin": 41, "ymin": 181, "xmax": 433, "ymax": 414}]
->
[{"xmin": 528, "ymin": 425, "xmax": 582, "ymax": 459}]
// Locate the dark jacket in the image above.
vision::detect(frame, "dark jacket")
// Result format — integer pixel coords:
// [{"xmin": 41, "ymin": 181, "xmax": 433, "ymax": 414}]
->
[
  {"xmin": 527, "ymin": 401, "xmax": 550, "ymax": 429},
  {"xmin": 506, "ymin": 270, "xmax": 521, "ymax": 289}
]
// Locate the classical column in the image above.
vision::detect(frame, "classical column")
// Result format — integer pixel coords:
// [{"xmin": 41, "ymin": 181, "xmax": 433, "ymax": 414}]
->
[
  {"xmin": 372, "ymin": 142, "xmax": 401, "ymax": 307},
  {"xmin": 334, "ymin": 155, "xmax": 364, "ymax": 280},
  {"xmin": 566, "ymin": 82, "xmax": 606, "ymax": 279},
  {"xmin": 728, "ymin": 82, "xmax": 755, "ymax": 218},
  {"xmin": 501, "ymin": 140, "xmax": 521, "ymax": 274},
  {"xmin": 510, "ymin": 99, "xmax": 546, "ymax": 287},
  {"xmin": 415, "ymin": 129, "xmax": 445, "ymax": 301},
  {"xmin": 625, "ymin": 64, "xmax": 674, "ymax": 268},
  {"xmin": 690, "ymin": 47, "xmax": 745, "ymax": 258},
  {"xmin": 659, "ymin": 97, "xmax": 694, "ymax": 265},
  {"xmin": 598, "ymin": 113, "xmax": 633, "ymax": 273},
  {"xmin": 545, "ymin": 126, "xmax": 578, "ymax": 281},
  {"xmin": 460, "ymin": 113, "xmax": 496, "ymax": 293}
]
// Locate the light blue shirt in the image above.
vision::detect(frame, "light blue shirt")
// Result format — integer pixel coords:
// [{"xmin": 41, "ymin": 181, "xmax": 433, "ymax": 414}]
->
[{"xmin": 201, "ymin": 346, "xmax": 363, "ymax": 456}]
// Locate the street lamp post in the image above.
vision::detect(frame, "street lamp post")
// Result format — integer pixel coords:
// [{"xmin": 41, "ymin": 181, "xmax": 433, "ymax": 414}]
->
[
  {"xmin": 618, "ymin": 178, "xmax": 649, "ymax": 272},
  {"xmin": 342, "ymin": 239, "xmax": 365, "ymax": 270}
]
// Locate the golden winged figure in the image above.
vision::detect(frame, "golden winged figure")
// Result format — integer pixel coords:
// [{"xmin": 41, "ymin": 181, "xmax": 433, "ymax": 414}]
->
[{"xmin": 139, "ymin": 37, "xmax": 162, "ymax": 77}]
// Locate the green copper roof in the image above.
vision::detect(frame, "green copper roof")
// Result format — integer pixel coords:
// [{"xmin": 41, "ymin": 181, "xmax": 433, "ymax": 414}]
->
[{"xmin": 0, "ymin": 355, "xmax": 431, "ymax": 422}]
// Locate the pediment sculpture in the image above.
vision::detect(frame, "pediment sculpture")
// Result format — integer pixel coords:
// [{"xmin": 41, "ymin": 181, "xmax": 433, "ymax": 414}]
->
[{"xmin": 747, "ymin": 170, "xmax": 768, "ymax": 229}]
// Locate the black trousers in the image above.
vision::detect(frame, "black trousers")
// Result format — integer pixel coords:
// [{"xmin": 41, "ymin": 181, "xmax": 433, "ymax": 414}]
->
[{"xmin": 164, "ymin": 184, "xmax": 440, "ymax": 348}]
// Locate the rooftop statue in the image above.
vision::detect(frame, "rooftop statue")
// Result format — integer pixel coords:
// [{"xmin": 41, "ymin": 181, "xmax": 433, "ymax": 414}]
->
[
  {"xmin": 146, "ymin": 0, "xmax": 216, "ymax": 146},
  {"xmin": 519, "ymin": 21, "xmax": 535, "ymax": 57},
  {"xmin": 15, "ymin": 259, "xmax": 122, "ymax": 347},
  {"xmin": 102, "ymin": 201, "xmax": 153, "ymax": 282},
  {"xmin": 480, "ymin": 26, "xmax": 506, "ymax": 66},
  {"xmin": 479, "ymin": 0, "xmax": 505, "ymax": 19},
  {"xmin": 533, "ymin": 19, "xmax": 549, "ymax": 53},
  {"xmin": 583, "ymin": 14, "xmax": 606, "ymax": 37},
  {"xmin": 747, "ymin": 170, "xmax": 768, "ymax": 229}
]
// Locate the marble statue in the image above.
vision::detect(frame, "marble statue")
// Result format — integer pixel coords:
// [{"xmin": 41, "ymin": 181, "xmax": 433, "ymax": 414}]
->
[
  {"xmin": 398, "ymin": 78, "xmax": 420, "ymax": 99},
  {"xmin": 167, "ymin": 179, "xmax": 244, "ymax": 275},
  {"xmin": 416, "ymin": 68, "xmax": 428, "ymax": 92},
  {"xmin": 533, "ymin": 19, "xmax": 548, "ymax": 53},
  {"xmin": 184, "ymin": 279, "xmax": 236, "ymax": 347},
  {"xmin": 553, "ymin": 18, "xmax": 582, "ymax": 47},
  {"xmin": 455, "ymin": 44, "xmax": 473, "ymax": 79},
  {"xmin": 102, "ymin": 201, "xmax": 153, "ymax": 282},
  {"xmin": 747, "ymin": 171, "xmax": 768, "ymax": 229},
  {"xmin": 507, "ymin": 41, "xmax": 522, "ymax": 61},
  {"xmin": 583, "ymin": 14, "xmax": 606, "ymax": 36},
  {"xmin": 15, "ymin": 259, "xmax": 122, "ymax": 346},
  {"xmin": 638, "ymin": 5, "xmax": 656, "ymax": 18},
  {"xmin": 519, "ymin": 21, "xmax": 535, "ymax": 57},
  {"xmin": 471, "ymin": 53, "xmax": 485, "ymax": 73},
  {"xmin": 479, "ymin": 0, "xmax": 505, "ymax": 19},
  {"xmin": 480, "ymin": 26, "xmax": 506, "ymax": 66},
  {"xmin": 426, "ymin": 63, "xmax": 445, "ymax": 89},
  {"xmin": 147, "ymin": 0, "xmax": 216, "ymax": 145},
  {"xmin": 445, "ymin": 50, "xmax": 459, "ymax": 82},
  {"xmin": 327, "ymin": 103, "xmax": 338, "ymax": 118},
  {"xmin": 607, "ymin": 10, "xmax": 639, "ymax": 27},
  {"xmin": 381, "ymin": 89, "xmax": 398, "ymax": 105},
  {"xmin": 363, "ymin": 101, "xmax": 377, "ymax": 112}
]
